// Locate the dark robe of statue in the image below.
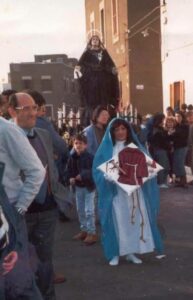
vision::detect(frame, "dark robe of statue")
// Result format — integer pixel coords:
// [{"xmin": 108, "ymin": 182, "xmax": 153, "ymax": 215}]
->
[{"xmin": 75, "ymin": 35, "xmax": 120, "ymax": 124}]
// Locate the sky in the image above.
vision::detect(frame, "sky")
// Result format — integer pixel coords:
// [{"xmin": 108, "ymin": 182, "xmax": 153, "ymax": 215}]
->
[{"xmin": 0, "ymin": 0, "xmax": 86, "ymax": 88}]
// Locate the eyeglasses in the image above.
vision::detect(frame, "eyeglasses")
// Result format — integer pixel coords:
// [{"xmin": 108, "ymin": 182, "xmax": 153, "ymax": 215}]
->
[{"xmin": 15, "ymin": 105, "xmax": 38, "ymax": 112}]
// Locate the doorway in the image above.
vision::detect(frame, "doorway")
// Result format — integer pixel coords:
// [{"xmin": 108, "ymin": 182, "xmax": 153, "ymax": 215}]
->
[{"xmin": 170, "ymin": 80, "xmax": 185, "ymax": 110}]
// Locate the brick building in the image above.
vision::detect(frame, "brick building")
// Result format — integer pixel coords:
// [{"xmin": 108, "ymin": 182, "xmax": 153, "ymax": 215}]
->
[
  {"xmin": 85, "ymin": 0, "xmax": 163, "ymax": 115},
  {"xmin": 10, "ymin": 54, "xmax": 80, "ymax": 119}
]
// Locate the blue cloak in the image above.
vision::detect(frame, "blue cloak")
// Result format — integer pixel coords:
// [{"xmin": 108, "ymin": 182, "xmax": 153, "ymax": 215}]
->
[{"xmin": 93, "ymin": 118, "xmax": 164, "ymax": 261}]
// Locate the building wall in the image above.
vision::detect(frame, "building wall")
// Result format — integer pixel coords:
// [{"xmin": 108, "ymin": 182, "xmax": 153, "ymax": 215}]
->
[
  {"xmin": 85, "ymin": 0, "xmax": 163, "ymax": 115},
  {"xmin": 10, "ymin": 55, "xmax": 80, "ymax": 119},
  {"xmin": 161, "ymin": 0, "xmax": 193, "ymax": 111},
  {"xmin": 128, "ymin": 0, "xmax": 163, "ymax": 115}
]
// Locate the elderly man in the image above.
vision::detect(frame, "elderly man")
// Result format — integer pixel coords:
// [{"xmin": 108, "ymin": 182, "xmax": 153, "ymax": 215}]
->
[
  {"xmin": 9, "ymin": 92, "xmax": 69, "ymax": 300},
  {"xmin": 0, "ymin": 104, "xmax": 45, "ymax": 299},
  {"xmin": 25, "ymin": 90, "xmax": 71, "ymax": 227}
]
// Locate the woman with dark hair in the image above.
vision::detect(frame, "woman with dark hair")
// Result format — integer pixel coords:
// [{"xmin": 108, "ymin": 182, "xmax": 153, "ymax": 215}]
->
[
  {"xmin": 172, "ymin": 111, "xmax": 189, "ymax": 187},
  {"xmin": 150, "ymin": 113, "xmax": 171, "ymax": 188},
  {"xmin": 93, "ymin": 118, "xmax": 164, "ymax": 266},
  {"xmin": 75, "ymin": 34, "xmax": 119, "ymax": 125},
  {"xmin": 166, "ymin": 106, "xmax": 175, "ymax": 117},
  {"xmin": 83, "ymin": 105, "xmax": 109, "ymax": 155}
]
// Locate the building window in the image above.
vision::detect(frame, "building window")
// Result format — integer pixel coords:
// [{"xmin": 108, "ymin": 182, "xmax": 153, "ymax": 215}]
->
[
  {"xmin": 111, "ymin": 0, "xmax": 119, "ymax": 42},
  {"xmin": 170, "ymin": 80, "xmax": 185, "ymax": 109},
  {"xmin": 41, "ymin": 75, "xmax": 52, "ymax": 92},
  {"xmin": 90, "ymin": 11, "xmax": 95, "ymax": 34},
  {"xmin": 100, "ymin": 1, "xmax": 106, "ymax": 44},
  {"xmin": 56, "ymin": 57, "xmax": 64, "ymax": 63},
  {"xmin": 22, "ymin": 76, "xmax": 33, "ymax": 89}
]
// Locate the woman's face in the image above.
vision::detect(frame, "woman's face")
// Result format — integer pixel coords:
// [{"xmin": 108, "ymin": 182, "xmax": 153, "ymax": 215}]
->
[
  {"xmin": 91, "ymin": 36, "xmax": 100, "ymax": 47},
  {"xmin": 96, "ymin": 110, "xmax": 109, "ymax": 126},
  {"xmin": 114, "ymin": 124, "xmax": 128, "ymax": 141},
  {"xmin": 175, "ymin": 113, "xmax": 182, "ymax": 124},
  {"xmin": 166, "ymin": 110, "xmax": 173, "ymax": 117},
  {"xmin": 165, "ymin": 120, "xmax": 174, "ymax": 129}
]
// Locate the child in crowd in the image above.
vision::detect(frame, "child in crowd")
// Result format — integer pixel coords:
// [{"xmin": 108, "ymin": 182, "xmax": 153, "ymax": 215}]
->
[{"xmin": 67, "ymin": 134, "xmax": 97, "ymax": 245}]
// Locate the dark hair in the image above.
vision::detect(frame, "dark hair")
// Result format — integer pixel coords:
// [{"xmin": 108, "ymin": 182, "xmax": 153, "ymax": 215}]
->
[
  {"xmin": 181, "ymin": 103, "xmax": 187, "ymax": 110},
  {"xmin": 73, "ymin": 134, "xmax": 87, "ymax": 144},
  {"xmin": 24, "ymin": 90, "xmax": 46, "ymax": 106},
  {"xmin": 110, "ymin": 119, "xmax": 133, "ymax": 145},
  {"xmin": 92, "ymin": 105, "xmax": 108, "ymax": 124},
  {"xmin": 187, "ymin": 104, "xmax": 193, "ymax": 110},
  {"xmin": 186, "ymin": 111, "xmax": 193, "ymax": 118},
  {"xmin": 2, "ymin": 89, "xmax": 17, "ymax": 98},
  {"xmin": 175, "ymin": 110, "xmax": 187, "ymax": 123},
  {"xmin": 153, "ymin": 113, "xmax": 165, "ymax": 128},
  {"xmin": 8, "ymin": 93, "xmax": 18, "ymax": 109}
]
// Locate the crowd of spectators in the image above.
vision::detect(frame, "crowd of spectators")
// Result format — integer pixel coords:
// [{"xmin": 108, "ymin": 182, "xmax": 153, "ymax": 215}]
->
[{"xmin": 0, "ymin": 88, "xmax": 192, "ymax": 298}]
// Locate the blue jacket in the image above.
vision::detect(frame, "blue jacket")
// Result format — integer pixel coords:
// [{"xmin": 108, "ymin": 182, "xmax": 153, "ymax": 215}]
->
[
  {"xmin": 83, "ymin": 125, "xmax": 99, "ymax": 155},
  {"xmin": 67, "ymin": 150, "xmax": 95, "ymax": 191},
  {"xmin": 36, "ymin": 116, "xmax": 68, "ymax": 157}
]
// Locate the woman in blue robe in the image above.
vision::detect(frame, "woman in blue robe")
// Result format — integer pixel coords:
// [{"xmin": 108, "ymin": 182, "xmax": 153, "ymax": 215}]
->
[{"xmin": 93, "ymin": 118, "xmax": 164, "ymax": 266}]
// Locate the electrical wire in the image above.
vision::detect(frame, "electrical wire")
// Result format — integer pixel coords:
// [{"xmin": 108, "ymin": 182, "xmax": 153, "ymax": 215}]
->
[
  {"xmin": 128, "ymin": 4, "xmax": 164, "ymax": 31},
  {"xmin": 128, "ymin": 15, "xmax": 160, "ymax": 39}
]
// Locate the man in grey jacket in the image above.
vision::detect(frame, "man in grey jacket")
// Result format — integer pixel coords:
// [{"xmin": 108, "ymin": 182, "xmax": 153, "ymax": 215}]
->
[
  {"xmin": 9, "ymin": 92, "xmax": 69, "ymax": 300},
  {"xmin": 0, "ymin": 107, "xmax": 45, "ymax": 299}
]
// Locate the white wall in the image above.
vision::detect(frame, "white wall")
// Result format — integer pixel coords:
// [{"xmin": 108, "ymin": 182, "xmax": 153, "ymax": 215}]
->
[{"xmin": 161, "ymin": 0, "xmax": 193, "ymax": 110}]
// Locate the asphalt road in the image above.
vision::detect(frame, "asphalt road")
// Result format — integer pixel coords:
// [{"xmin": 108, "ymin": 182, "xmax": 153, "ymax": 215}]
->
[{"xmin": 54, "ymin": 185, "xmax": 193, "ymax": 300}]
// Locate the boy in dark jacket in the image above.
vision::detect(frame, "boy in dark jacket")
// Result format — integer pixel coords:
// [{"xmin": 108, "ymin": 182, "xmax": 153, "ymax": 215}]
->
[{"xmin": 67, "ymin": 134, "xmax": 97, "ymax": 245}]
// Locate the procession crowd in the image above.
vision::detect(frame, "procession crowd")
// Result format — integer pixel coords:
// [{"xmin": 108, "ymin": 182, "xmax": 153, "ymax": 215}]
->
[
  {"xmin": 0, "ymin": 32, "xmax": 193, "ymax": 300},
  {"xmin": 0, "ymin": 87, "xmax": 192, "ymax": 300}
]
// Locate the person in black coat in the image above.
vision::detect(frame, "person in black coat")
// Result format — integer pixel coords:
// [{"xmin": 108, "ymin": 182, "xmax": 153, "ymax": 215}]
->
[
  {"xmin": 150, "ymin": 113, "xmax": 171, "ymax": 187},
  {"xmin": 171, "ymin": 111, "xmax": 189, "ymax": 187}
]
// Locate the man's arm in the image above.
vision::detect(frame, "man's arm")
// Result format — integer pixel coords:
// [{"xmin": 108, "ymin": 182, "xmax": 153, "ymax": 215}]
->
[{"xmin": 4, "ymin": 126, "xmax": 45, "ymax": 212}]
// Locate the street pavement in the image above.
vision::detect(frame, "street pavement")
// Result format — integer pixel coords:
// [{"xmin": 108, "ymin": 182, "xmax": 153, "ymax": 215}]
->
[{"xmin": 54, "ymin": 185, "xmax": 193, "ymax": 300}]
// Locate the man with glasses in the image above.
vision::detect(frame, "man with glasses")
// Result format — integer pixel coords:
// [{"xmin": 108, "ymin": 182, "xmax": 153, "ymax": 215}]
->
[
  {"xmin": 9, "ymin": 92, "xmax": 69, "ymax": 300},
  {"xmin": 25, "ymin": 90, "xmax": 71, "ymax": 228},
  {"xmin": 0, "ymin": 94, "xmax": 45, "ymax": 299}
]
